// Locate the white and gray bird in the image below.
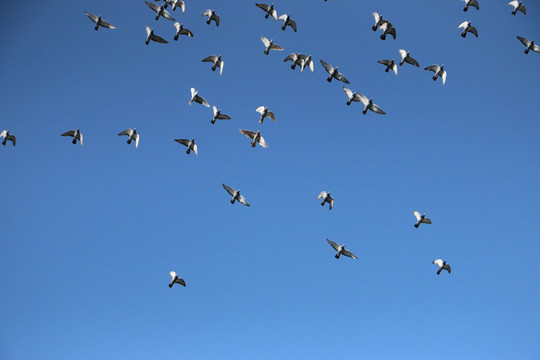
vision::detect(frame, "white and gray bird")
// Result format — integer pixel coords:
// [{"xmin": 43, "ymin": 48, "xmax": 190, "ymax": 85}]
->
[
  {"xmin": 508, "ymin": 1, "xmax": 526, "ymax": 15},
  {"xmin": 189, "ymin": 88, "xmax": 210, "ymax": 107},
  {"xmin": 298, "ymin": 54, "xmax": 314, "ymax": 73},
  {"xmin": 145, "ymin": 26, "xmax": 168, "ymax": 45},
  {"xmin": 413, "ymin": 211, "xmax": 432, "ymax": 228},
  {"xmin": 85, "ymin": 11, "xmax": 116, "ymax": 31},
  {"xmin": 61, "ymin": 129, "xmax": 83, "ymax": 146},
  {"xmin": 222, "ymin": 184, "xmax": 250, "ymax": 206},
  {"xmin": 202, "ymin": 9, "xmax": 220, "ymax": 26},
  {"xmin": 327, "ymin": 239, "xmax": 357, "ymax": 260},
  {"xmin": 160, "ymin": 0, "xmax": 185, "ymax": 13},
  {"xmin": 317, "ymin": 191, "xmax": 334, "ymax": 210},
  {"xmin": 399, "ymin": 49, "xmax": 419, "ymax": 67},
  {"xmin": 256, "ymin": 3, "xmax": 278, "ymax": 20},
  {"xmin": 255, "ymin": 106, "xmax": 276, "ymax": 123},
  {"xmin": 378, "ymin": 59, "xmax": 398, "ymax": 75},
  {"xmin": 425, "ymin": 64, "xmax": 447, "ymax": 85},
  {"xmin": 261, "ymin": 36, "xmax": 283, "ymax": 55},
  {"xmin": 239, "ymin": 129, "xmax": 268, "ymax": 148},
  {"xmin": 320, "ymin": 60, "xmax": 350, "ymax": 83},
  {"xmin": 175, "ymin": 138, "xmax": 198, "ymax": 155},
  {"xmin": 284, "ymin": 53, "xmax": 304, "ymax": 70},
  {"xmin": 355, "ymin": 93, "xmax": 386, "ymax": 115},
  {"xmin": 372, "ymin": 12, "xmax": 389, "ymax": 31},
  {"xmin": 145, "ymin": 1, "xmax": 175, "ymax": 21},
  {"xmin": 118, "ymin": 128, "xmax": 139, "ymax": 148},
  {"xmin": 516, "ymin": 36, "xmax": 540, "ymax": 54},
  {"xmin": 0, "ymin": 130, "xmax": 16, "ymax": 147},
  {"xmin": 379, "ymin": 22, "xmax": 396, "ymax": 40},
  {"xmin": 168, "ymin": 271, "xmax": 186, "ymax": 288},
  {"xmin": 211, "ymin": 106, "xmax": 231, "ymax": 124},
  {"xmin": 342, "ymin": 87, "xmax": 364, "ymax": 106},
  {"xmin": 173, "ymin": 22, "xmax": 193, "ymax": 41},
  {"xmin": 433, "ymin": 259, "xmax": 451, "ymax": 275},
  {"xmin": 278, "ymin": 14, "xmax": 297, "ymax": 32},
  {"xmin": 202, "ymin": 55, "xmax": 224, "ymax": 75},
  {"xmin": 462, "ymin": 0, "xmax": 479, "ymax": 12},
  {"xmin": 458, "ymin": 21, "xmax": 478, "ymax": 37}
]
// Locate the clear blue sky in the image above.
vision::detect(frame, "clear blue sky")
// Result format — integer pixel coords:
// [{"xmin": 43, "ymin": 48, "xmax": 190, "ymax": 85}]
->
[{"xmin": 1, "ymin": 1, "xmax": 539, "ymax": 359}]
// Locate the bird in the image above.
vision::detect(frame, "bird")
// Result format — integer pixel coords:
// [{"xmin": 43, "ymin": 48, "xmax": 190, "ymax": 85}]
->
[
  {"xmin": 202, "ymin": 55, "xmax": 224, "ymax": 75},
  {"xmin": 222, "ymin": 184, "xmax": 251, "ymax": 206},
  {"xmin": 516, "ymin": 36, "xmax": 540, "ymax": 54},
  {"xmin": 118, "ymin": 128, "xmax": 139, "ymax": 148},
  {"xmin": 379, "ymin": 22, "xmax": 396, "ymax": 40},
  {"xmin": 462, "ymin": 0, "xmax": 479, "ymax": 12},
  {"xmin": 239, "ymin": 130, "xmax": 268, "ymax": 148},
  {"xmin": 355, "ymin": 93, "xmax": 386, "ymax": 115},
  {"xmin": 211, "ymin": 106, "xmax": 231, "ymax": 124},
  {"xmin": 342, "ymin": 87, "xmax": 364, "ymax": 106},
  {"xmin": 169, "ymin": 271, "xmax": 186, "ymax": 288},
  {"xmin": 298, "ymin": 54, "xmax": 314, "ymax": 73},
  {"xmin": 284, "ymin": 53, "xmax": 305, "ymax": 70},
  {"xmin": 317, "ymin": 191, "xmax": 334, "ymax": 210},
  {"xmin": 378, "ymin": 59, "xmax": 398, "ymax": 76},
  {"xmin": 327, "ymin": 239, "xmax": 357, "ymax": 260},
  {"xmin": 255, "ymin": 3, "xmax": 278, "ymax": 20},
  {"xmin": 61, "ymin": 129, "xmax": 83, "ymax": 146},
  {"xmin": 425, "ymin": 64, "xmax": 447, "ymax": 85},
  {"xmin": 0, "ymin": 130, "xmax": 16, "ymax": 146},
  {"xmin": 255, "ymin": 106, "xmax": 276, "ymax": 123},
  {"xmin": 160, "ymin": 0, "xmax": 185, "ymax": 13},
  {"xmin": 458, "ymin": 21, "xmax": 478, "ymax": 38},
  {"xmin": 372, "ymin": 12, "xmax": 389, "ymax": 31},
  {"xmin": 278, "ymin": 14, "xmax": 297, "ymax": 32},
  {"xmin": 175, "ymin": 138, "xmax": 198, "ymax": 155},
  {"xmin": 173, "ymin": 23, "xmax": 193, "ymax": 41},
  {"xmin": 398, "ymin": 49, "xmax": 419, "ymax": 67},
  {"xmin": 261, "ymin": 36, "xmax": 283, "ymax": 55},
  {"xmin": 202, "ymin": 9, "xmax": 220, "ymax": 26},
  {"xmin": 508, "ymin": 1, "xmax": 526, "ymax": 15},
  {"xmin": 412, "ymin": 211, "xmax": 432, "ymax": 228},
  {"xmin": 145, "ymin": 1, "xmax": 175, "ymax": 21},
  {"xmin": 320, "ymin": 60, "xmax": 350, "ymax": 83},
  {"xmin": 85, "ymin": 11, "xmax": 116, "ymax": 31},
  {"xmin": 189, "ymin": 88, "xmax": 210, "ymax": 107},
  {"xmin": 145, "ymin": 26, "xmax": 168, "ymax": 45},
  {"xmin": 433, "ymin": 259, "xmax": 451, "ymax": 275}
]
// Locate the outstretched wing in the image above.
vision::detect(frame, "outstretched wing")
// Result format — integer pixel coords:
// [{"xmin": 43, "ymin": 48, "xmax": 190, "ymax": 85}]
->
[
  {"xmin": 145, "ymin": 1, "xmax": 161, "ymax": 13},
  {"xmin": 238, "ymin": 195, "xmax": 251, "ymax": 207},
  {"xmin": 327, "ymin": 239, "xmax": 340, "ymax": 251},
  {"xmin": 261, "ymin": 36, "xmax": 270, "ymax": 48},
  {"xmin": 222, "ymin": 184, "xmax": 236, "ymax": 196},
  {"xmin": 458, "ymin": 21, "xmax": 469, "ymax": 29},
  {"xmin": 284, "ymin": 53, "xmax": 298, "ymax": 62},
  {"xmin": 256, "ymin": 3, "xmax": 270, "ymax": 12},
  {"xmin": 342, "ymin": 249, "xmax": 357, "ymax": 259},
  {"xmin": 175, "ymin": 278, "xmax": 186, "ymax": 286},
  {"xmin": 118, "ymin": 129, "xmax": 133, "ymax": 137},
  {"xmin": 406, "ymin": 56, "xmax": 419, "ymax": 67},
  {"xmin": 378, "ymin": 59, "xmax": 392, "ymax": 66},
  {"xmin": 356, "ymin": 93, "xmax": 369, "ymax": 106},
  {"xmin": 265, "ymin": 112, "xmax": 276, "ymax": 122},
  {"xmin": 441, "ymin": 70, "xmax": 447, "ymax": 85},
  {"xmin": 202, "ymin": 9, "xmax": 212, "ymax": 17},
  {"xmin": 320, "ymin": 60, "xmax": 333, "ymax": 74},
  {"xmin": 343, "ymin": 87, "xmax": 353, "ymax": 99},
  {"xmin": 399, "ymin": 49, "xmax": 407, "ymax": 60},
  {"xmin": 85, "ymin": 11, "xmax": 98, "ymax": 24},
  {"xmin": 370, "ymin": 103, "xmax": 386, "ymax": 115},
  {"xmin": 151, "ymin": 34, "xmax": 168, "ymax": 43},
  {"xmin": 412, "ymin": 211, "xmax": 422, "ymax": 221},
  {"xmin": 517, "ymin": 36, "xmax": 530, "ymax": 47},
  {"xmin": 317, "ymin": 191, "xmax": 327, "ymax": 200},
  {"xmin": 288, "ymin": 20, "xmax": 297, "ymax": 32},
  {"xmin": 202, "ymin": 55, "xmax": 218, "ymax": 63},
  {"xmin": 146, "ymin": 25, "xmax": 152, "ymax": 37},
  {"xmin": 257, "ymin": 135, "xmax": 269, "ymax": 148},
  {"xmin": 169, "ymin": 271, "xmax": 177, "ymax": 280},
  {"xmin": 424, "ymin": 64, "xmax": 440, "ymax": 73},
  {"xmin": 175, "ymin": 139, "xmax": 190, "ymax": 147},
  {"xmin": 334, "ymin": 72, "xmax": 350, "ymax": 84},
  {"xmin": 61, "ymin": 130, "xmax": 76, "ymax": 137},
  {"xmin": 255, "ymin": 106, "xmax": 265, "ymax": 114},
  {"xmin": 0, "ymin": 130, "xmax": 6, "ymax": 139},
  {"xmin": 433, "ymin": 259, "xmax": 444, "ymax": 268},
  {"xmin": 239, "ymin": 129, "xmax": 256, "ymax": 139},
  {"xmin": 134, "ymin": 133, "xmax": 139, "ymax": 148}
]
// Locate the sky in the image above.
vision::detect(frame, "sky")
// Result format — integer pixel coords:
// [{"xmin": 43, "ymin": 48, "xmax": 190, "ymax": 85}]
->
[{"xmin": 1, "ymin": 0, "xmax": 539, "ymax": 359}]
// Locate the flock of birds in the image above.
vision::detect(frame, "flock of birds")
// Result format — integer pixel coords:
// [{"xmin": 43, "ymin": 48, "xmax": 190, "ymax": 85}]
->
[{"xmin": 3, "ymin": 1, "xmax": 536, "ymax": 288}]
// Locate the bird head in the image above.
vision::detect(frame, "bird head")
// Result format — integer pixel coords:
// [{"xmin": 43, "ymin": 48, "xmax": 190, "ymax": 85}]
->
[
  {"xmin": 133, "ymin": 128, "xmax": 137, "ymax": 133},
  {"xmin": 191, "ymin": 138, "xmax": 195, "ymax": 143}
]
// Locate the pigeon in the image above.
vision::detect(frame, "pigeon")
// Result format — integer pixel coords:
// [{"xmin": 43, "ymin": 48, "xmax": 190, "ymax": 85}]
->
[
  {"xmin": 317, "ymin": 191, "xmax": 334, "ymax": 210},
  {"xmin": 211, "ymin": 106, "xmax": 231, "ymax": 124},
  {"xmin": 378, "ymin": 59, "xmax": 398, "ymax": 75},
  {"xmin": 173, "ymin": 22, "xmax": 193, "ymax": 41},
  {"xmin": 433, "ymin": 259, "xmax": 451, "ymax": 275},
  {"xmin": 458, "ymin": 21, "xmax": 478, "ymax": 37},
  {"xmin": 379, "ymin": 22, "xmax": 396, "ymax": 40},
  {"xmin": 61, "ymin": 129, "xmax": 83, "ymax": 146},
  {"xmin": 508, "ymin": 1, "xmax": 526, "ymax": 15},
  {"xmin": 239, "ymin": 129, "xmax": 268, "ymax": 148},
  {"xmin": 462, "ymin": 0, "xmax": 479, "ymax": 12},
  {"xmin": 85, "ymin": 11, "xmax": 116, "ymax": 31},
  {"xmin": 169, "ymin": 271, "xmax": 186, "ymax": 288},
  {"xmin": 320, "ymin": 60, "xmax": 350, "ymax": 83},
  {"xmin": 284, "ymin": 53, "xmax": 304, "ymax": 70},
  {"xmin": 298, "ymin": 54, "xmax": 314, "ymax": 73},
  {"xmin": 342, "ymin": 87, "xmax": 364, "ymax": 106},
  {"xmin": 278, "ymin": 14, "xmax": 297, "ymax": 32},
  {"xmin": 160, "ymin": 0, "xmax": 185, "ymax": 13},
  {"xmin": 145, "ymin": 26, "xmax": 168, "ymax": 45},
  {"xmin": 189, "ymin": 88, "xmax": 210, "ymax": 107},
  {"xmin": 118, "ymin": 128, "xmax": 139, "ymax": 148},
  {"xmin": 372, "ymin": 12, "xmax": 389, "ymax": 31},
  {"xmin": 175, "ymin": 138, "xmax": 198, "ymax": 155},
  {"xmin": 145, "ymin": 1, "xmax": 175, "ymax": 21},
  {"xmin": 261, "ymin": 36, "xmax": 283, "ymax": 55},
  {"xmin": 255, "ymin": 106, "xmax": 276, "ymax": 123},
  {"xmin": 413, "ymin": 211, "xmax": 432, "ymax": 228},
  {"xmin": 222, "ymin": 184, "xmax": 251, "ymax": 206},
  {"xmin": 425, "ymin": 64, "xmax": 447, "ymax": 85},
  {"xmin": 355, "ymin": 93, "xmax": 386, "ymax": 115},
  {"xmin": 0, "ymin": 130, "xmax": 16, "ymax": 146},
  {"xmin": 399, "ymin": 49, "xmax": 419, "ymax": 67},
  {"xmin": 202, "ymin": 55, "xmax": 224, "ymax": 75},
  {"xmin": 516, "ymin": 36, "xmax": 540, "ymax": 54},
  {"xmin": 256, "ymin": 3, "xmax": 278, "ymax": 20},
  {"xmin": 202, "ymin": 9, "xmax": 220, "ymax": 26},
  {"xmin": 327, "ymin": 239, "xmax": 357, "ymax": 260}
]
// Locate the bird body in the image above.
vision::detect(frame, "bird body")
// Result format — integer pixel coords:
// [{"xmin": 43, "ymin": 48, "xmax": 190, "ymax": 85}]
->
[
  {"xmin": 118, "ymin": 128, "xmax": 139, "ymax": 148},
  {"xmin": 189, "ymin": 88, "xmax": 210, "ymax": 107},
  {"xmin": 327, "ymin": 239, "xmax": 357, "ymax": 259},
  {"xmin": 320, "ymin": 60, "xmax": 350, "ymax": 83},
  {"xmin": 173, "ymin": 22, "xmax": 193, "ymax": 41},
  {"xmin": 508, "ymin": 1, "xmax": 526, "ymax": 15},
  {"xmin": 261, "ymin": 36, "xmax": 283, "ymax": 55},
  {"xmin": 61, "ymin": 129, "xmax": 83, "ymax": 146},
  {"xmin": 413, "ymin": 211, "xmax": 432, "ymax": 228},
  {"xmin": 239, "ymin": 129, "xmax": 268, "ymax": 148},
  {"xmin": 85, "ymin": 11, "xmax": 116, "ymax": 31},
  {"xmin": 202, "ymin": 55, "xmax": 224, "ymax": 75},
  {"xmin": 399, "ymin": 49, "xmax": 419, "ymax": 67},
  {"xmin": 0, "ymin": 130, "xmax": 16, "ymax": 146},
  {"xmin": 169, "ymin": 271, "xmax": 186, "ymax": 287},
  {"xmin": 425, "ymin": 64, "xmax": 447, "ymax": 85},
  {"xmin": 212, "ymin": 106, "xmax": 231, "ymax": 124},
  {"xmin": 458, "ymin": 20, "xmax": 478, "ymax": 37},
  {"xmin": 256, "ymin": 3, "xmax": 278, "ymax": 20},
  {"xmin": 145, "ymin": 26, "xmax": 168, "ymax": 45},
  {"xmin": 175, "ymin": 138, "xmax": 198, "ymax": 155},
  {"xmin": 255, "ymin": 106, "xmax": 276, "ymax": 123},
  {"xmin": 433, "ymin": 259, "xmax": 451, "ymax": 275},
  {"xmin": 517, "ymin": 36, "xmax": 540, "ymax": 54},
  {"xmin": 378, "ymin": 59, "xmax": 398, "ymax": 75},
  {"xmin": 278, "ymin": 14, "xmax": 297, "ymax": 32},
  {"xmin": 202, "ymin": 9, "xmax": 220, "ymax": 26},
  {"xmin": 343, "ymin": 87, "xmax": 364, "ymax": 106},
  {"xmin": 462, "ymin": 0, "xmax": 479, "ymax": 12},
  {"xmin": 317, "ymin": 191, "xmax": 334, "ymax": 210},
  {"xmin": 222, "ymin": 184, "xmax": 250, "ymax": 206}
]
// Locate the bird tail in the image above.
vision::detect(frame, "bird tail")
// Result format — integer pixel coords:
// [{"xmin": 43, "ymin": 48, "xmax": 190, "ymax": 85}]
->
[
  {"xmin": 461, "ymin": 32, "xmax": 466, "ymax": 38},
  {"xmin": 72, "ymin": 138, "xmax": 77, "ymax": 144},
  {"xmin": 414, "ymin": 223, "xmax": 419, "ymax": 228},
  {"xmin": 371, "ymin": 25, "xmax": 377, "ymax": 31},
  {"xmin": 230, "ymin": 198, "xmax": 235, "ymax": 204},
  {"xmin": 437, "ymin": 268, "xmax": 442, "ymax": 275},
  {"xmin": 250, "ymin": 141, "xmax": 256, "ymax": 148},
  {"xmin": 169, "ymin": 283, "xmax": 173, "ymax": 288},
  {"xmin": 127, "ymin": 138, "xmax": 132, "ymax": 144},
  {"xmin": 380, "ymin": 34, "xmax": 386, "ymax": 40},
  {"xmin": 174, "ymin": 34, "xmax": 179, "ymax": 41},
  {"xmin": 335, "ymin": 253, "xmax": 340, "ymax": 259},
  {"xmin": 186, "ymin": 148, "xmax": 191, "ymax": 154}
]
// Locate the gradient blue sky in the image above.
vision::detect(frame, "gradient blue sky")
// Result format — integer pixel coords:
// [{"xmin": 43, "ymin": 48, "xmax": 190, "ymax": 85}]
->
[{"xmin": 1, "ymin": 1, "xmax": 539, "ymax": 359}]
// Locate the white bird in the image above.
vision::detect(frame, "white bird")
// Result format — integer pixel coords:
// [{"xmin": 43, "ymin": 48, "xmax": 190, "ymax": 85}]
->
[
  {"xmin": 379, "ymin": 22, "xmax": 396, "ymax": 40},
  {"xmin": 0, "ymin": 130, "xmax": 16, "ymax": 147},
  {"xmin": 256, "ymin": 3, "xmax": 278, "ymax": 20},
  {"xmin": 425, "ymin": 64, "xmax": 447, "ymax": 85},
  {"xmin": 433, "ymin": 259, "xmax": 451, "ymax": 275},
  {"xmin": 145, "ymin": 1, "xmax": 175, "ymax": 21},
  {"xmin": 189, "ymin": 88, "xmax": 210, "ymax": 107},
  {"xmin": 355, "ymin": 93, "xmax": 386, "ymax": 115},
  {"xmin": 508, "ymin": 1, "xmax": 526, "ymax": 15},
  {"xmin": 278, "ymin": 14, "xmax": 297, "ymax": 32},
  {"xmin": 173, "ymin": 22, "xmax": 193, "ymax": 41},
  {"xmin": 222, "ymin": 184, "xmax": 250, "ymax": 206},
  {"xmin": 145, "ymin": 26, "xmax": 168, "ymax": 45},
  {"xmin": 516, "ymin": 36, "xmax": 540, "ymax": 54},
  {"xmin": 461, "ymin": 0, "xmax": 479, "ymax": 12},
  {"xmin": 255, "ymin": 106, "xmax": 276, "ymax": 123},
  {"xmin": 320, "ymin": 60, "xmax": 350, "ymax": 83},
  {"xmin": 202, "ymin": 55, "xmax": 224, "ymax": 75},
  {"xmin": 458, "ymin": 21, "xmax": 478, "ymax": 38},
  {"xmin": 239, "ymin": 129, "xmax": 268, "ymax": 148},
  {"xmin": 327, "ymin": 239, "xmax": 357, "ymax": 260},
  {"xmin": 160, "ymin": 0, "xmax": 185, "ymax": 13},
  {"xmin": 261, "ymin": 36, "xmax": 283, "ymax": 55},
  {"xmin": 372, "ymin": 12, "xmax": 389, "ymax": 31},
  {"xmin": 211, "ymin": 106, "xmax": 231, "ymax": 124},
  {"xmin": 399, "ymin": 49, "xmax": 419, "ymax": 67},
  {"xmin": 169, "ymin": 271, "xmax": 186, "ymax": 288},
  {"xmin": 85, "ymin": 11, "xmax": 116, "ymax": 31},
  {"xmin": 342, "ymin": 87, "xmax": 364, "ymax": 106},
  {"xmin": 175, "ymin": 138, "xmax": 198, "ymax": 155},
  {"xmin": 202, "ymin": 9, "xmax": 220, "ymax": 26},
  {"xmin": 118, "ymin": 128, "xmax": 139, "ymax": 148},
  {"xmin": 378, "ymin": 59, "xmax": 398, "ymax": 75},
  {"xmin": 61, "ymin": 129, "xmax": 83, "ymax": 146},
  {"xmin": 317, "ymin": 191, "xmax": 334, "ymax": 210},
  {"xmin": 412, "ymin": 211, "xmax": 432, "ymax": 228}
]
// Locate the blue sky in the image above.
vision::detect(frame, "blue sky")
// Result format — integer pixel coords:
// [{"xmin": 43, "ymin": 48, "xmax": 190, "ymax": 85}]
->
[{"xmin": 1, "ymin": 1, "xmax": 539, "ymax": 359}]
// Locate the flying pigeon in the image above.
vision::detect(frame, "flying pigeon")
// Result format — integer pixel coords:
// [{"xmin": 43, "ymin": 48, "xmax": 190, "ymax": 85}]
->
[
  {"xmin": 239, "ymin": 129, "xmax": 268, "ymax": 148},
  {"xmin": 413, "ymin": 211, "xmax": 432, "ymax": 228},
  {"xmin": 211, "ymin": 106, "xmax": 231, "ymax": 124},
  {"xmin": 175, "ymin": 138, "xmax": 198, "ymax": 155},
  {"xmin": 355, "ymin": 93, "xmax": 386, "ymax": 115},
  {"xmin": 320, "ymin": 60, "xmax": 350, "ymax": 83},
  {"xmin": 433, "ymin": 259, "xmax": 451, "ymax": 275},
  {"xmin": 261, "ymin": 36, "xmax": 283, "ymax": 55},
  {"xmin": 145, "ymin": 26, "xmax": 168, "ymax": 45},
  {"xmin": 284, "ymin": 53, "xmax": 304, "ymax": 70},
  {"xmin": 458, "ymin": 21, "xmax": 478, "ymax": 37},
  {"xmin": 425, "ymin": 64, "xmax": 447, "ymax": 85},
  {"xmin": 202, "ymin": 55, "xmax": 224, "ymax": 75},
  {"xmin": 0, "ymin": 130, "xmax": 16, "ymax": 146},
  {"xmin": 145, "ymin": 1, "xmax": 175, "ymax": 21},
  {"xmin": 399, "ymin": 49, "xmax": 419, "ymax": 67},
  {"xmin": 61, "ymin": 129, "xmax": 83, "ymax": 146},
  {"xmin": 379, "ymin": 22, "xmax": 396, "ymax": 40},
  {"xmin": 118, "ymin": 128, "xmax": 139, "ymax": 148},
  {"xmin": 372, "ymin": 12, "xmax": 389, "ymax": 31},
  {"xmin": 256, "ymin": 3, "xmax": 278, "ymax": 20},
  {"xmin": 160, "ymin": 0, "xmax": 185, "ymax": 13},
  {"xmin": 202, "ymin": 9, "xmax": 220, "ymax": 26},
  {"xmin": 255, "ymin": 106, "xmax": 276, "ymax": 123},
  {"xmin": 516, "ymin": 36, "xmax": 540, "ymax": 54},
  {"xmin": 327, "ymin": 239, "xmax": 357, "ymax": 260},
  {"xmin": 169, "ymin": 271, "xmax": 186, "ymax": 287},
  {"xmin": 378, "ymin": 59, "xmax": 398, "ymax": 75},
  {"xmin": 462, "ymin": 0, "xmax": 479, "ymax": 12},
  {"xmin": 173, "ymin": 22, "xmax": 193, "ymax": 40},
  {"xmin": 85, "ymin": 11, "xmax": 116, "ymax": 31},
  {"xmin": 222, "ymin": 184, "xmax": 250, "ymax": 206},
  {"xmin": 508, "ymin": 1, "xmax": 526, "ymax": 15},
  {"xmin": 278, "ymin": 14, "xmax": 297, "ymax": 32},
  {"xmin": 343, "ymin": 87, "xmax": 364, "ymax": 106},
  {"xmin": 189, "ymin": 88, "xmax": 210, "ymax": 107},
  {"xmin": 298, "ymin": 54, "xmax": 314, "ymax": 73},
  {"xmin": 317, "ymin": 191, "xmax": 334, "ymax": 210}
]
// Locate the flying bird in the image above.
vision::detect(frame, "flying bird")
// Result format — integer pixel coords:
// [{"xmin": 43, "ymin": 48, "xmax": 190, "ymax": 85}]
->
[
  {"xmin": 145, "ymin": 26, "xmax": 168, "ymax": 45},
  {"xmin": 169, "ymin": 271, "xmax": 186, "ymax": 288},
  {"xmin": 202, "ymin": 55, "xmax": 224, "ymax": 75},
  {"xmin": 458, "ymin": 21, "xmax": 478, "ymax": 37},
  {"xmin": 413, "ymin": 211, "xmax": 432, "ymax": 228},
  {"xmin": 239, "ymin": 129, "xmax": 268, "ymax": 148},
  {"xmin": 189, "ymin": 88, "xmax": 210, "ymax": 107},
  {"xmin": 0, "ymin": 130, "xmax": 16, "ymax": 146},
  {"xmin": 433, "ymin": 259, "xmax": 451, "ymax": 275},
  {"xmin": 508, "ymin": 1, "xmax": 526, "ymax": 15},
  {"xmin": 399, "ymin": 49, "xmax": 419, "ymax": 67},
  {"xmin": 425, "ymin": 64, "xmax": 447, "ymax": 85},
  {"xmin": 343, "ymin": 87, "xmax": 364, "ymax": 106},
  {"xmin": 256, "ymin": 3, "xmax": 278, "ymax": 20},
  {"xmin": 278, "ymin": 14, "xmax": 297, "ymax": 32},
  {"xmin": 355, "ymin": 93, "xmax": 386, "ymax": 115},
  {"xmin": 462, "ymin": 0, "xmax": 479, "ymax": 12},
  {"xmin": 202, "ymin": 9, "xmax": 220, "ymax": 26},
  {"xmin": 160, "ymin": 0, "xmax": 185, "ymax": 13},
  {"xmin": 211, "ymin": 106, "xmax": 231, "ymax": 124},
  {"xmin": 256, "ymin": 106, "xmax": 276, "ymax": 123},
  {"xmin": 145, "ymin": 1, "xmax": 175, "ymax": 21},
  {"xmin": 222, "ymin": 184, "xmax": 250, "ymax": 206},
  {"xmin": 61, "ymin": 129, "xmax": 83, "ymax": 146},
  {"xmin": 379, "ymin": 22, "xmax": 396, "ymax": 40},
  {"xmin": 516, "ymin": 36, "xmax": 540, "ymax": 54},
  {"xmin": 173, "ymin": 23, "xmax": 193, "ymax": 40},
  {"xmin": 378, "ymin": 59, "xmax": 398, "ymax": 75},
  {"xmin": 327, "ymin": 239, "xmax": 357, "ymax": 260},
  {"xmin": 284, "ymin": 53, "xmax": 305, "ymax": 70},
  {"xmin": 261, "ymin": 36, "xmax": 283, "ymax": 55},
  {"xmin": 298, "ymin": 54, "xmax": 314, "ymax": 73},
  {"xmin": 320, "ymin": 60, "xmax": 350, "ymax": 83},
  {"xmin": 372, "ymin": 12, "xmax": 389, "ymax": 31},
  {"xmin": 175, "ymin": 138, "xmax": 198, "ymax": 155},
  {"xmin": 118, "ymin": 128, "xmax": 139, "ymax": 148},
  {"xmin": 85, "ymin": 11, "xmax": 116, "ymax": 31},
  {"xmin": 317, "ymin": 191, "xmax": 334, "ymax": 210}
]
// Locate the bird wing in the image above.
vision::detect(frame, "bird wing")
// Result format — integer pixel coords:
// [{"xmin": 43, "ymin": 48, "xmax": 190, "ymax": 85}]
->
[
  {"xmin": 379, "ymin": 22, "xmax": 388, "ymax": 32},
  {"xmin": 356, "ymin": 93, "xmax": 369, "ymax": 106},
  {"xmin": 162, "ymin": 9, "xmax": 175, "ymax": 21},
  {"xmin": 62, "ymin": 130, "xmax": 76, "ymax": 137},
  {"xmin": 342, "ymin": 249, "xmax": 357, "ymax": 259},
  {"xmin": 202, "ymin": 55, "xmax": 218, "ymax": 63},
  {"xmin": 255, "ymin": 106, "xmax": 265, "ymax": 114},
  {"xmin": 278, "ymin": 14, "xmax": 288, "ymax": 21},
  {"xmin": 118, "ymin": 129, "xmax": 133, "ymax": 137},
  {"xmin": 100, "ymin": 20, "xmax": 115, "ymax": 29},
  {"xmin": 193, "ymin": 144, "xmax": 198, "ymax": 156},
  {"xmin": 289, "ymin": 20, "xmax": 297, "ymax": 32},
  {"xmin": 180, "ymin": 28, "xmax": 193, "ymax": 37},
  {"xmin": 257, "ymin": 135, "xmax": 269, "ymax": 148},
  {"xmin": 469, "ymin": 26, "xmax": 478, "ymax": 37},
  {"xmin": 387, "ymin": 26, "xmax": 396, "ymax": 39},
  {"xmin": 174, "ymin": 22, "xmax": 181, "ymax": 32},
  {"xmin": 517, "ymin": 36, "xmax": 530, "ymax": 47},
  {"xmin": 406, "ymin": 57, "xmax": 419, "ymax": 67},
  {"xmin": 433, "ymin": 259, "xmax": 444, "ymax": 268},
  {"xmin": 261, "ymin": 36, "xmax": 270, "ymax": 48},
  {"xmin": 334, "ymin": 72, "xmax": 350, "ymax": 84},
  {"xmin": 508, "ymin": 0, "xmax": 519, "ymax": 8},
  {"xmin": 7, "ymin": 135, "xmax": 16, "ymax": 146},
  {"xmin": 422, "ymin": 217, "xmax": 432, "ymax": 224},
  {"xmin": 175, "ymin": 139, "xmax": 190, "ymax": 147},
  {"xmin": 399, "ymin": 49, "xmax": 407, "ymax": 60},
  {"xmin": 320, "ymin": 60, "xmax": 333, "ymax": 74},
  {"xmin": 444, "ymin": 264, "xmax": 451, "ymax": 273},
  {"xmin": 190, "ymin": 87, "xmax": 197, "ymax": 99},
  {"xmin": 392, "ymin": 64, "xmax": 398, "ymax": 76},
  {"xmin": 202, "ymin": 9, "xmax": 211, "ymax": 17},
  {"xmin": 174, "ymin": 278, "xmax": 186, "ymax": 286},
  {"xmin": 0, "ymin": 130, "xmax": 6, "ymax": 139},
  {"xmin": 179, "ymin": 1, "xmax": 185, "ymax": 13},
  {"xmin": 532, "ymin": 45, "xmax": 540, "ymax": 53},
  {"xmin": 424, "ymin": 65, "xmax": 440, "ymax": 73},
  {"xmin": 378, "ymin": 59, "xmax": 392, "ymax": 66},
  {"xmin": 269, "ymin": 44, "xmax": 283, "ymax": 51},
  {"xmin": 79, "ymin": 133, "xmax": 83, "ymax": 146},
  {"xmin": 256, "ymin": 3, "xmax": 270, "ymax": 12},
  {"xmin": 217, "ymin": 113, "xmax": 231, "ymax": 120},
  {"xmin": 470, "ymin": 0, "xmax": 479, "ymax": 9},
  {"xmin": 85, "ymin": 11, "xmax": 98, "ymax": 23},
  {"xmin": 134, "ymin": 133, "xmax": 139, "ymax": 148},
  {"xmin": 222, "ymin": 184, "xmax": 236, "ymax": 196},
  {"xmin": 441, "ymin": 70, "xmax": 447, "ymax": 85},
  {"xmin": 146, "ymin": 25, "xmax": 152, "ymax": 37},
  {"xmin": 212, "ymin": 105, "xmax": 218, "ymax": 116},
  {"xmin": 343, "ymin": 87, "xmax": 353, "ymax": 99},
  {"xmin": 270, "ymin": 9, "xmax": 278, "ymax": 20},
  {"xmin": 284, "ymin": 53, "xmax": 298, "ymax": 62},
  {"xmin": 238, "ymin": 195, "xmax": 251, "ymax": 207},
  {"xmin": 265, "ymin": 111, "xmax": 276, "ymax": 122},
  {"xmin": 308, "ymin": 59, "xmax": 315, "ymax": 72},
  {"xmin": 413, "ymin": 211, "xmax": 422, "ymax": 221},
  {"xmin": 328, "ymin": 197, "xmax": 334, "ymax": 210},
  {"xmin": 458, "ymin": 21, "xmax": 469, "ymax": 29},
  {"xmin": 219, "ymin": 60, "xmax": 224, "ymax": 76},
  {"xmin": 213, "ymin": 14, "xmax": 220, "ymax": 26},
  {"xmin": 151, "ymin": 34, "xmax": 168, "ymax": 43},
  {"xmin": 239, "ymin": 129, "xmax": 256, "ymax": 139},
  {"xmin": 195, "ymin": 95, "xmax": 210, "ymax": 107},
  {"xmin": 327, "ymin": 239, "xmax": 340, "ymax": 251},
  {"xmin": 145, "ymin": 1, "xmax": 160, "ymax": 13},
  {"xmin": 169, "ymin": 271, "xmax": 177, "ymax": 280},
  {"xmin": 370, "ymin": 103, "xmax": 386, "ymax": 115},
  {"xmin": 372, "ymin": 12, "xmax": 380, "ymax": 24},
  {"xmin": 317, "ymin": 191, "xmax": 327, "ymax": 200}
]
